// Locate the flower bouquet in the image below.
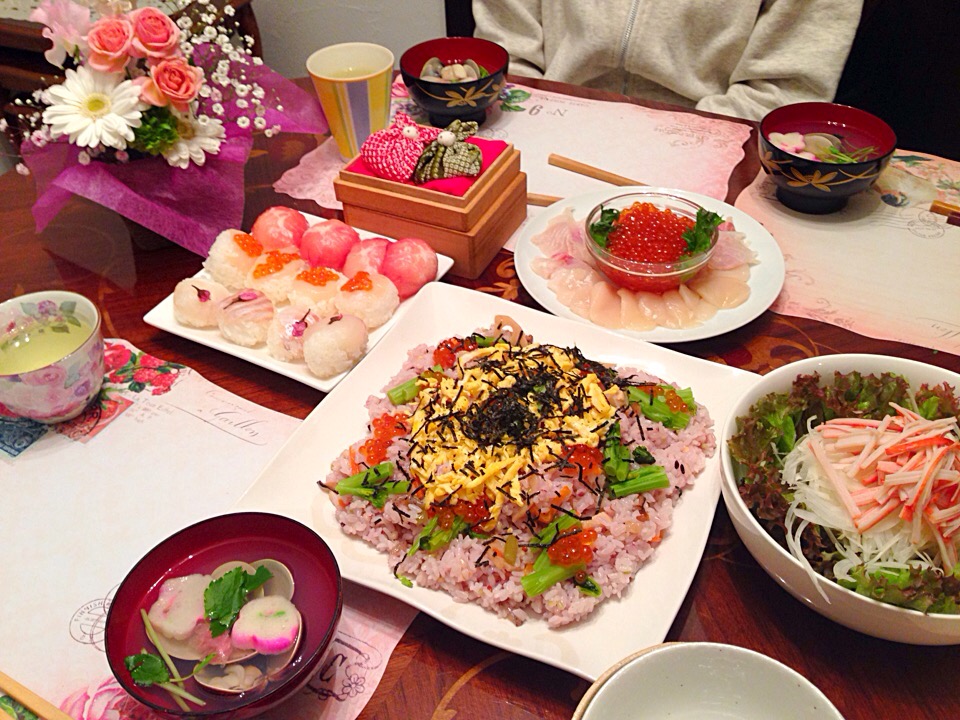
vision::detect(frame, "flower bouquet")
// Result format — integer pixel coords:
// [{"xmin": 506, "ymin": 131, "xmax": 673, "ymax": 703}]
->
[{"xmin": 15, "ymin": 0, "xmax": 328, "ymax": 255}]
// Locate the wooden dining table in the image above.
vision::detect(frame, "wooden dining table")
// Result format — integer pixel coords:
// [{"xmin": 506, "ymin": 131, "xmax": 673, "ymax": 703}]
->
[{"xmin": 2, "ymin": 76, "xmax": 957, "ymax": 720}]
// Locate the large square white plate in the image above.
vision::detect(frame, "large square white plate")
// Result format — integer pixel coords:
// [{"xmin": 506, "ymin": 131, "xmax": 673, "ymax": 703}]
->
[
  {"xmin": 235, "ymin": 283, "xmax": 759, "ymax": 680},
  {"xmin": 514, "ymin": 187, "xmax": 785, "ymax": 344},
  {"xmin": 144, "ymin": 222, "xmax": 454, "ymax": 393}
]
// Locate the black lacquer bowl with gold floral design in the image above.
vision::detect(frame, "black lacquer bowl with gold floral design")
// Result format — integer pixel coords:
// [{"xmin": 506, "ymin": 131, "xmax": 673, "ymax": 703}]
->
[
  {"xmin": 400, "ymin": 37, "xmax": 508, "ymax": 127},
  {"xmin": 759, "ymin": 102, "xmax": 897, "ymax": 214}
]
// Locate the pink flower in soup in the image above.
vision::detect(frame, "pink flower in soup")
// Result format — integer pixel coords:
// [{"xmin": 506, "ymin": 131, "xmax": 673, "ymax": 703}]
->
[
  {"xmin": 85, "ymin": 15, "xmax": 134, "ymax": 74},
  {"xmin": 29, "ymin": 0, "xmax": 91, "ymax": 68},
  {"xmin": 127, "ymin": 6, "xmax": 181, "ymax": 61},
  {"xmin": 769, "ymin": 131, "xmax": 806, "ymax": 155}
]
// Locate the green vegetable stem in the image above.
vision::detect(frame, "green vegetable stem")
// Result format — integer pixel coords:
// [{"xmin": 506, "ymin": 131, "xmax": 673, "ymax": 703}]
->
[
  {"xmin": 335, "ymin": 461, "xmax": 409, "ymax": 508},
  {"xmin": 520, "ymin": 516, "xmax": 601, "ymax": 598}
]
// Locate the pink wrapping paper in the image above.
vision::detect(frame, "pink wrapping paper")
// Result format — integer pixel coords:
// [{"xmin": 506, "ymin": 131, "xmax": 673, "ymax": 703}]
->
[{"xmin": 22, "ymin": 63, "xmax": 328, "ymax": 258}]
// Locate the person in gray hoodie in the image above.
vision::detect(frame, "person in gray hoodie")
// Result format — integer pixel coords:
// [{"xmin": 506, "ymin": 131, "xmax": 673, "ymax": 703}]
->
[{"xmin": 473, "ymin": 0, "xmax": 863, "ymax": 121}]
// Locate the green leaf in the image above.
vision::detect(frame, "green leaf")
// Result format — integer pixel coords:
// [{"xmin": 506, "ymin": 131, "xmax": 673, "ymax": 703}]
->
[
  {"xmin": 681, "ymin": 207, "xmax": 723, "ymax": 256},
  {"xmin": 59, "ymin": 300, "xmax": 77, "ymax": 314},
  {"xmin": 67, "ymin": 316, "xmax": 82, "ymax": 327},
  {"xmin": 204, "ymin": 565, "xmax": 272, "ymax": 637},
  {"xmin": 588, "ymin": 206, "xmax": 620, "ymax": 247},
  {"xmin": 50, "ymin": 324, "xmax": 70, "ymax": 334},
  {"xmin": 124, "ymin": 652, "xmax": 170, "ymax": 686}
]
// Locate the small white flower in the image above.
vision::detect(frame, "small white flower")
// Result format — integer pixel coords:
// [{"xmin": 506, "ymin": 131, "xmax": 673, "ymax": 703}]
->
[
  {"xmin": 15, "ymin": 163, "xmax": 30, "ymax": 176},
  {"xmin": 228, "ymin": 51, "xmax": 241, "ymax": 62},
  {"xmin": 0, "ymin": 119, "xmax": 6, "ymax": 132},
  {"xmin": 252, "ymin": 86, "xmax": 265, "ymax": 99},
  {"xmin": 203, "ymin": 25, "xmax": 217, "ymax": 39},
  {"xmin": 217, "ymin": 60, "xmax": 230, "ymax": 75},
  {"xmin": 41, "ymin": 65, "xmax": 142, "ymax": 150},
  {"xmin": 199, "ymin": 85, "xmax": 211, "ymax": 98},
  {"xmin": 254, "ymin": 116, "xmax": 266, "ymax": 130},
  {"xmin": 77, "ymin": 151, "xmax": 91, "ymax": 165},
  {"xmin": 253, "ymin": 57, "xmax": 263, "ymax": 66},
  {"xmin": 224, "ymin": 5, "xmax": 235, "ymax": 15},
  {"xmin": 234, "ymin": 84, "xmax": 250, "ymax": 98},
  {"xmin": 177, "ymin": 17, "xmax": 192, "ymax": 30},
  {"xmin": 236, "ymin": 116, "xmax": 250, "ymax": 129},
  {"xmin": 211, "ymin": 102, "xmax": 224, "ymax": 115},
  {"xmin": 236, "ymin": 98, "xmax": 248, "ymax": 109},
  {"xmin": 162, "ymin": 111, "xmax": 225, "ymax": 169}
]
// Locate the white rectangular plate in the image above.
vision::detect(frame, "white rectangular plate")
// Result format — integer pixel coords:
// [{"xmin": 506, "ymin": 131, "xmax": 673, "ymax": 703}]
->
[
  {"xmin": 144, "ymin": 223, "xmax": 454, "ymax": 393},
  {"xmin": 236, "ymin": 283, "xmax": 760, "ymax": 680}
]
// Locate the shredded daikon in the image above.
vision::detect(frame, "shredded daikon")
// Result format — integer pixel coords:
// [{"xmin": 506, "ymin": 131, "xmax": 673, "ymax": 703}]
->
[{"xmin": 782, "ymin": 406, "xmax": 960, "ymax": 601}]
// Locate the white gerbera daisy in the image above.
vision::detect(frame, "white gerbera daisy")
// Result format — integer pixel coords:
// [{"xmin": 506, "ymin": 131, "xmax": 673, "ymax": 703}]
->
[
  {"xmin": 162, "ymin": 112, "xmax": 225, "ymax": 169},
  {"xmin": 42, "ymin": 65, "xmax": 143, "ymax": 150}
]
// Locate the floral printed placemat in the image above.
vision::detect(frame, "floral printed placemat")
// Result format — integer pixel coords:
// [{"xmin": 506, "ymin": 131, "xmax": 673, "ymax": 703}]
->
[
  {"xmin": 735, "ymin": 151, "xmax": 960, "ymax": 354},
  {"xmin": 275, "ymin": 78, "xmax": 752, "ymax": 223},
  {"xmin": 0, "ymin": 340, "xmax": 414, "ymax": 720}
]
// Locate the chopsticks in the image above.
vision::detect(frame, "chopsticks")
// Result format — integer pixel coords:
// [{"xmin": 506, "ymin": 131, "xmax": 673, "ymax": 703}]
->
[
  {"xmin": 929, "ymin": 200, "xmax": 960, "ymax": 227},
  {"xmin": 548, "ymin": 153, "xmax": 644, "ymax": 187},
  {"xmin": 527, "ymin": 192, "xmax": 563, "ymax": 207},
  {"xmin": 530, "ymin": 154, "xmax": 645, "ymax": 205},
  {"xmin": 0, "ymin": 670, "xmax": 75, "ymax": 720}
]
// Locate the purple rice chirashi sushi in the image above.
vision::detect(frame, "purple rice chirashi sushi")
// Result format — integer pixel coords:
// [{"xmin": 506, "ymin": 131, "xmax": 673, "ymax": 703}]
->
[{"xmin": 323, "ymin": 317, "xmax": 715, "ymax": 627}]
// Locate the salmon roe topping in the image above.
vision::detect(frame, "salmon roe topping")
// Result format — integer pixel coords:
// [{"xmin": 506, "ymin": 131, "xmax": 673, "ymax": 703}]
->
[
  {"xmin": 296, "ymin": 266, "xmax": 340, "ymax": 286},
  {"xmin": 662, "ymin": 387, "xmax": 688, "ymax": 412},
  {"xmin": 342, "ymin": 271, "xmax": 373, "ymax": 292},
  {"xmin": 561, "ymin": 444, "xmax": 603, "ymax": 478},
  {"xmin": 232, "ymin": 232, "xmax": 262, "ymax": 257},
  {"xmin": 359, "ymin": 412, "xmax": 408, "ymax": 465},
  {"xmin": 606, "ymin": 202, "xmax": 694, "ymax": 263},
  {"xmin": 432, "ymin": 336, "xmax": 479, "ymax": 369},
  {"xmin": 430, "ymin": 498, "xmax": 492, "ymax": 529},
  {"xmin": 547, "ymin": 527, "xmax": 598, "ymax": 566},
  {"xmin": 252, "ymin": 250, "xmax": 299, "ymax": 278}
]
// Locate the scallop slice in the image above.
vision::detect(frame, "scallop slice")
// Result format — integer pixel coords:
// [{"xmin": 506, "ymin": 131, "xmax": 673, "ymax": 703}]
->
[
  {"xmin": 688, "ymin": 272, "xmax": 751, "ymax": 308},
  {"xmin": 588, "ymin": 281, "xmax": 623, "ymax": 328},
  {"xmin": 618, "ymin": 288, "xmax": 657, "ymax": 331}
]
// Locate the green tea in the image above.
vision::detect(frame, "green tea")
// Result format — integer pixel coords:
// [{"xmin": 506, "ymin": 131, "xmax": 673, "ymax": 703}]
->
[{"xmin": 0, "ymin": 319, "xmax": 93, "ymax": 375}]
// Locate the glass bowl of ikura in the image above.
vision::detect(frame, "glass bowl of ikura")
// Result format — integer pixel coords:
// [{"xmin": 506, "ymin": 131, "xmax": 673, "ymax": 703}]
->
[
  {"xmin": 583, "ymin": 191, "xmax": 718, "ymax": 294},
  {"xmin": 573, "ymin": 643, "xmax": 843, "ymax": 720},
  {"xmin": 0, "ymin": 290, "xmax": 104, "ymax": 423},
  {"xmin": 720, "ymin": 353, "xmax": 960, "ymax": 645},
  {"xmin": 759, "ymin": 101, "xmax": 897, "ymax": 214},
  {"xmin": 104, "ymin": 512, "xmax": 343, "ymax": 719},
  {"xmin": 399, "ymin": 36, "xmax": 509, "ymax": 127}
]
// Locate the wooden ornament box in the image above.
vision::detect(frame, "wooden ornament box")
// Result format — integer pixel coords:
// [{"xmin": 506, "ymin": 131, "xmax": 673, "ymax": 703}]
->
[{"xmin": 333, "ymin": 143, "xmax": 527, "ymax": 278}]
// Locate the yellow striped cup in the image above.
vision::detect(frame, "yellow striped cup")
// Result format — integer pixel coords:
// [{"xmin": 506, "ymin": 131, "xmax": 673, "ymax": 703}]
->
[{"xmin": 306, "ymin": 43, "xmax": 395, "ymax": 160}]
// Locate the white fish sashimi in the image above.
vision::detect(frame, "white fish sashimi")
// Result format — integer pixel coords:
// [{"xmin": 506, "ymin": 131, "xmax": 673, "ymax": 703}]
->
[
  {"xmin": 618, "ymin": 288, "xmax": 657, "ymax": 331},
  {"xmin": 709, "ymin": 230, "xmax": 757, "ymax": 270},
  {"xmin": 531, "ymin": 208, "xmax": 592, "ymax": 263},
  {"xmin": 547, "ymin": 264, "xmax": 602, "ymax": 319}
]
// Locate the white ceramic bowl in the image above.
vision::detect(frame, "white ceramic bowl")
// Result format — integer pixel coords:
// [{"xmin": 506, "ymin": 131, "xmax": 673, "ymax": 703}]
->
[
  {"xmin": 573, "ymin": 642, "xmax": 843, "ymax": 720},
  {"xmin": 721, "ymin": 354, "xmax": 960, "ymax": 645},
  {"xmin": 0, "ymin": 290, "xmax": 104, "ymax": 423}
]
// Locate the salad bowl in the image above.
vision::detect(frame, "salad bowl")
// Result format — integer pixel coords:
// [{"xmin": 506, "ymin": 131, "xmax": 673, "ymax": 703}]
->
[{"xmin": 720, "ymin": 354, "xmax": 960, "ymax": 645}]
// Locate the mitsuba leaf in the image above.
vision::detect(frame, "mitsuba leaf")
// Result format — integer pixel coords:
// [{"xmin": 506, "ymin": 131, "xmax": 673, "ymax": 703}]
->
[{"xmin": 204, "ymin": 565, "xmax": 272, "ymax": 637}]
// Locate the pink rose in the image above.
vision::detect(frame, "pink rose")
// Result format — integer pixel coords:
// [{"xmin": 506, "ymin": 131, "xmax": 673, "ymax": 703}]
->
[
  {"xmin": 150, "ymin": 371, "xmax": 177, "ymax": 394},
  {"xmin": 138, "ymin": 353, "xmax": 164, "ymax": 368},
  {"xmin": 147, "ymin": 57, "xmax": 204, "ymax": 112},
  {"xmin": 85, "ymin": 15, "xmax": 133, "ymax": 73},
  {"xmin": 132, "ymin": 367, "xmax": 159, "ymax": 384},
  {"xmin": 21, "ymin": 364, "xmax": 67, "ymax": 387},
  {"xmin": 103, "ymin": 342, "xmax": 132, "ymax": 372},
  {"xmin": 128, "ymin": 7, "xmax": 180, "ymax": 60},
  {"xmin": 61, "ymin": 676, "xmax": 163, "ymax": 720}
]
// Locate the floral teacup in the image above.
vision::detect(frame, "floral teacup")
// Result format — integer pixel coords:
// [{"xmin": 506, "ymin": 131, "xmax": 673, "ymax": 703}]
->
[{"xmin": 0, "ymin": 291, "xmax": 105, "ymax": 423}]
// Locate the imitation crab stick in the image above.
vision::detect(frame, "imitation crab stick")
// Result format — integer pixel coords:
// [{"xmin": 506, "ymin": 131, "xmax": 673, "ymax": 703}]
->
[{"xmin": 809, "ymin": 410, "xmax": 960, "ymax": 567}]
